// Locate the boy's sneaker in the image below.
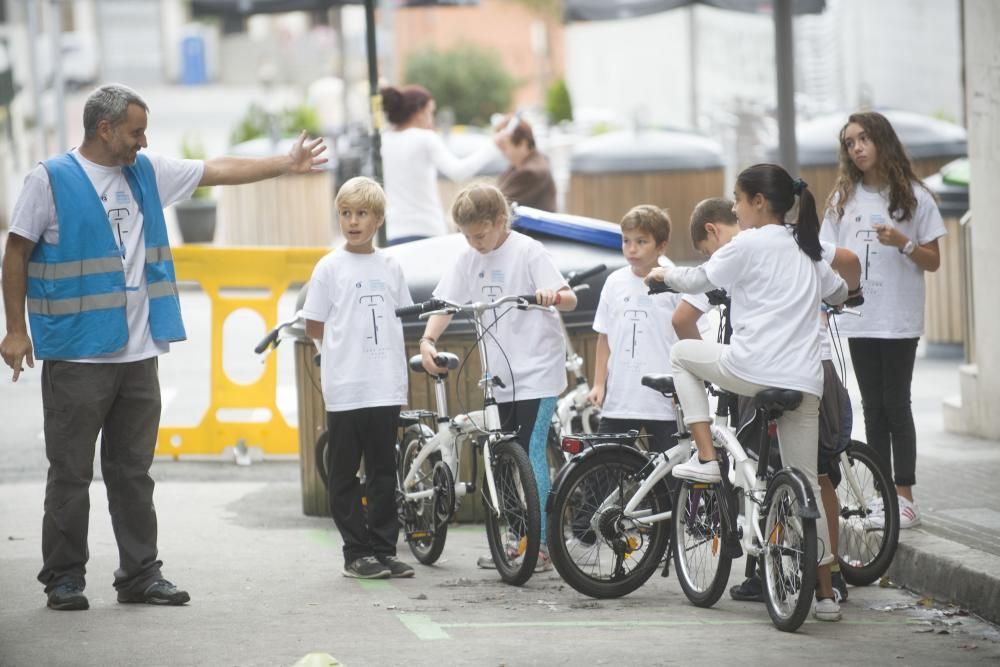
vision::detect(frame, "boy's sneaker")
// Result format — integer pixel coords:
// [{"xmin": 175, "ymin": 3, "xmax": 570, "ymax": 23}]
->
[
  {"xmin": 814, "ymin": 597, "xmax": 842, "ymax": 622},
  {"xmin": 899, "ymin": 497, "xmax": 922, "ymax": 529},
  {"xmin": 343, "ymin": 556, "xmax": 391, "ymax": 579},
  {"xmin": 729, "ymin": 575, "xmax": 764, "ymax": 602},
  {"xmin": 672, "ymin": 453, "xmax": 721, "ymax": 483},
  {"xmin": 377, "ymin": 555, "xmax": 415, "ymax": 578},
  {"xmin": 117, "ymin": 579, "xmax": 190, "ymax": 605},
  {"xmin": 831, "ymin": 570, "xmax": 849, "ymax": 603},
  {"xmin": 47, "ymin": 582, "xmax": 89, "ymax": 611},
  {"xmin": 476, "ymin": 553, "xmax": 496, "ymax": 569}
]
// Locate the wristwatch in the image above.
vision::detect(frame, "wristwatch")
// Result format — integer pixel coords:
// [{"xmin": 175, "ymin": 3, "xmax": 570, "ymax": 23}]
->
[{"xmin": 900, "ymin": 239, "xmax": 916, "ymax": 256}]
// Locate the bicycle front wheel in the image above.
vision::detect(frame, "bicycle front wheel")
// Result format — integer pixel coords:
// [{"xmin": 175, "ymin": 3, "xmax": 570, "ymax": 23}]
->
[
  {"xmin": 761, "ymin": 469, "xmax": 818, "ymax": 633},
  {"xmin": 483, "ymin": 440, "xmax": 541, "ymax": 586},
  {"xmin": 547, "ymin": 449, "xmax": 670, "ymax": 599},
  {"xmin": 399, "ymin": 431, "xmax": 449, "ymax": 565},
  {"xmin": 672, "ymin": 482, "xmax": 732, "ymax": 607},
  {"xmin": 836, "ymin": 441, "xmax": 899, "ymax": 586}
]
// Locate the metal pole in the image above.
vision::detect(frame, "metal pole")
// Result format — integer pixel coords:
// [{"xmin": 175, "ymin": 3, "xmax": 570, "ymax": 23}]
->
[
  {"xmin": 688, "ymin": 5, "xmax": 698, "ymax": 130},
  {"xmin": 773, "ymin": 0, "xmax": 798, "ymax": 174},
  {"xmin": 364, "ymin": 0, "xmax": 386, "ymax": 246},
  {"xmin": 25, "ymin": 0, "xmax": 46, "ymax": 159},
  {"xmin": 50, "ymin": 0, "xmax": 66, "ymax": 153}
]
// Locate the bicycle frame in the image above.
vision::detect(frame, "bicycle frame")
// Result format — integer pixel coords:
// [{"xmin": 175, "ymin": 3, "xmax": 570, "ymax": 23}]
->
[{"xmin": 399, "ymin": 295, "xmax": 554, "ymax": 518}]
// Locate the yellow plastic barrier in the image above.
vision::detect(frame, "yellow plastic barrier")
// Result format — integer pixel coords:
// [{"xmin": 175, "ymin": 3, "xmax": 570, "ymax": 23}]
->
[{"xmin": 156, "ymin": 246, "xmax": 327, "ymax": 458}]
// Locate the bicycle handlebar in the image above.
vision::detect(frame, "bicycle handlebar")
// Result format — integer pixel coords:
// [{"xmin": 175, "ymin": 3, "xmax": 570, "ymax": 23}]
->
[
  {"xmin": 396, "ymin": 294, "xmax": 552, "ymax": 319},
  {"xmin": 394, "ymin": 299, "xmax": 447, "ymax": 318},
  {"xmin": 254, "ymin": 328, "xmax": 281, "ymax": 355},
  {"xmin": 567, "ymin": 264, "xmax": 606, "ymax": 288},
  {"xmin": 646, "ymin": 279, "xmax": 676, "ymax": 295}
]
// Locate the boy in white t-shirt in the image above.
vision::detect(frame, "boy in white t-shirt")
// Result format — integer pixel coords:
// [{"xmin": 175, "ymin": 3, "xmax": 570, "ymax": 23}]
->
[
  {"xmin": 302, "ymin": 177, "xmax": 415, "ymax": 580},
  {"xmin": 589, "ymin": 205, "xmax": 709, "ymax": 452},
  {"xmin": 418, "ymin": 183, "xmax": 577, "ymax": 573}
]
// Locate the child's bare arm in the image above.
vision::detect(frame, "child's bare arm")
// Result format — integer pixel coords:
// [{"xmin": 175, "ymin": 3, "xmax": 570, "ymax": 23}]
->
[
  {"xmin": 305, "ymin": 319, "xmax": 324, "ymax": 340},
  {"xmin": 587, "ymin": 334, "xmax": 610, "ymax": 407},
  {"xmin": 672, "ymin": 302, "xmax": 705, "ymax": 341},
  {"xmin": 419, "ymin": 313, "xmax": 455, "ymax": 375},
  {"xmin": 831, "ymin": 247, "xmax": 862, "ymax": 291}
]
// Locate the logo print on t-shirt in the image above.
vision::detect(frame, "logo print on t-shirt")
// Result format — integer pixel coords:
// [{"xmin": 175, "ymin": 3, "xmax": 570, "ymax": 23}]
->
[
  {"xmin": 108, "ymin": 207, "xmax": 130, "ymax": 259},
  {"xmin": 623, "ymin": 308, "xmax": 648, "ymax": 360},
  {"xmin": 482, "ymin": 284, "xmax": 503, "ymax": 333},
  {"xmin": 359, "ymin": 294, "xmax": 386, "ymax": 352}
]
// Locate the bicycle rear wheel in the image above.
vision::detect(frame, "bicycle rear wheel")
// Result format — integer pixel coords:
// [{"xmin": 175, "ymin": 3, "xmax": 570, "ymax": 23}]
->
[
  {"xmin": 483, "ymin": 440, "xmax": 541, "ymax": 586},
  {"xmin": 399, "ymin": 430, "xmax": 449, "ymax": 565},
  {"xmin": 836, "ymin": 441, "xmax": 899, "ymax": 586},
  {"xmin": 761, "ymin": 469, "xmax": 818, "ymax": 633},
  {"xmin": 672, "ymin": 482, "xmax": 732, "ymax": 607},
  {"xmin": 547, "ymin": 449, "xmax": 670, "ymax": 599}
]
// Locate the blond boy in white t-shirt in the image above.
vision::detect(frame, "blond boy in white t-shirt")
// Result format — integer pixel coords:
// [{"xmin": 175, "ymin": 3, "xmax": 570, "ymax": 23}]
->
[{"xmin": 302, "ymin": 177, "xmax": 415, "ymax": 580}]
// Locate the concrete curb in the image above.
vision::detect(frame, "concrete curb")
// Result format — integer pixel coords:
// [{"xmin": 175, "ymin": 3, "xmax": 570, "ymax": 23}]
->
[{"xmin": 888, "ymin": 528, "xmax": 1000, "ymax": 625}]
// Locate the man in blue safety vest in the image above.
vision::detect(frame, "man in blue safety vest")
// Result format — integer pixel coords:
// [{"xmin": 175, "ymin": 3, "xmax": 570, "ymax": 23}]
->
[{"xmin": 0, "ymin": 83, "xmax": 327, "ymax": 611}]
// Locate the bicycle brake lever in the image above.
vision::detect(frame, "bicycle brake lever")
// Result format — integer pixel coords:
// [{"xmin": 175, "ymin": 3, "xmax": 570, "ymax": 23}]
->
[{"xmin": 492, "ymin": 376, "xmax": 506, "ymax": 389}]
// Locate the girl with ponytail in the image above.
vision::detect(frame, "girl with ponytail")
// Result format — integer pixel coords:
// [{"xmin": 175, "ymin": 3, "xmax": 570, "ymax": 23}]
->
[{"xmin": 645, "ymin": 163, "xmax": 850, "ymax": 621}]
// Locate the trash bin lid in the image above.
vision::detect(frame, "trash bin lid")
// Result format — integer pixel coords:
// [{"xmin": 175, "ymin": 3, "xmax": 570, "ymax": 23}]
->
[
  {"xmin": 765, "ymin": 109, "xmax": 967, "ymax": 166},
  {"xmin": 925, "ymin": 157, "xmax": 969, "ymax": 217},
  {"xmin": 570, "ymin": 129, "xmax": 725, "ymax": 174}
]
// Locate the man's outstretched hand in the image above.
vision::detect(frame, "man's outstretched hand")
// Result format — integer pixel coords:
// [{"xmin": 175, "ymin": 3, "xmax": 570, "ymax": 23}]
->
[{"xmin": 287, "ymin": 130, "xmax": 329, "ymax": 174}]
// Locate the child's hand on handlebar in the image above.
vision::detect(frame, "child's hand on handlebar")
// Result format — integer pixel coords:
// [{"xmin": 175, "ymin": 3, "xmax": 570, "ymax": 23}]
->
[
  {"xmin": 534, "ymin": 288, "xmax": 562, "ymax": 307},
  {"xmin": 643, "ymin": 266, "xmax": 670, "ymax": 286}
]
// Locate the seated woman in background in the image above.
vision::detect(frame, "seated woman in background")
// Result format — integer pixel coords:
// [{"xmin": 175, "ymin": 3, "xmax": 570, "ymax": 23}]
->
[{"xmin": 494, "ymin": 113, "xmax": 557, "ymax": 213}]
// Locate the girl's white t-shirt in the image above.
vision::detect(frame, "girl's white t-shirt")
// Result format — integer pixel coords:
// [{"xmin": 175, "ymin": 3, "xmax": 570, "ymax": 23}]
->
[
  {"xmin": 433, "ymin": 230, "xmax": 568, "ymax": 403},
  {"xmin": 381, "ymin": 128, "xmax": 498, "ymax": 242},
  {"xmin": 703, "ymin": 224, "xmax": 845, "ymax": 398},
  {"xmin": 300, "ymin": 249, "xmax": 413, "ymax": 412},
  {"xmin": 10, "ymin": 149, "xmax": 204, "ymax": 362},
  {"xmin": 594, "ymin": 266, "xmax": 710, "ymax": 420},
  {"xmin": 819, "ymin": 182, "xmax": 946, "ymax": 338}
]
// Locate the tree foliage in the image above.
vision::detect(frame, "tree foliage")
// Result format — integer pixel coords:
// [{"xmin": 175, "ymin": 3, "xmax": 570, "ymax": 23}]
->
[
  {"xmin": 546, "ymin": 78, "xmax": 573, "ymax": 124},
  {"xmin": 404, "ymin": 44, "xmax": 516, "ymax": 127}
]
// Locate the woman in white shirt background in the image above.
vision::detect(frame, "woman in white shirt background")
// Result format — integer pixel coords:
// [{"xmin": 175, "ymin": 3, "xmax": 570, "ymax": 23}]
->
[{"xmin": 380, "ymin": 84, "xmax": 499, "ymax": 245}]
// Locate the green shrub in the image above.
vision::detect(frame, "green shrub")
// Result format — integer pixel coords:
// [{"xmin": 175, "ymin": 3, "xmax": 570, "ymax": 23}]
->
[
  {"xmin": 229, "ymin": 103, "xmax": 322, "ymax": 146},
  {"xmin": 403, "ymin": 44, "xmax": 515, "ymax": 126},
  {"xmin": 546, "ymin": 78, "xmax": 572, "ymax": 124}
]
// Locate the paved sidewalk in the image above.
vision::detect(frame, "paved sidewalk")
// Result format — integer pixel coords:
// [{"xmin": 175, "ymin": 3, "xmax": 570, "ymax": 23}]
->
[{"xmin": 840, "ymin": 352, "xmax": 1000, "ymax": 625}]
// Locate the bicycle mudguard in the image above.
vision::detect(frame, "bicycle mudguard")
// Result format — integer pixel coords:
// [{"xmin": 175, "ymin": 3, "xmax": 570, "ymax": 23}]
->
[
  {"xmin": 770, "ymin": 466, "xmax": 821, "ymax": 520},
  {"xmin": 544, "ymin": 441, "xmax": 651, "ymax": 513}
]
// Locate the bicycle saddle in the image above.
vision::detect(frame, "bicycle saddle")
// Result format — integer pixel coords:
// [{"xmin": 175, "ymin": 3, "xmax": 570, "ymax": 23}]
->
[
  {"xmin": 641, "ymin": 374, "xmax": 675, "ymax": 395},
  {"xmin": 408, "ymin": 352, "xmax": 460, "ymax": 374},
  {"xmin": 752, "ymin": 388, "xmax": 803, "ymax": 417}
]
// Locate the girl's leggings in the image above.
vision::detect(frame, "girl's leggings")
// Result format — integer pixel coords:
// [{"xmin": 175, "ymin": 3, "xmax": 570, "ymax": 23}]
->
[
  {"xmin": 498, "ymin": 397, "xmax": 558, "ymax": 546},
  {"xmin": 671, "ymin": 339, "xmax": 832, "ymax": 566},
  {"xmin": 848, "ymin": 337, "xmax": 919, "ymax": 487}
]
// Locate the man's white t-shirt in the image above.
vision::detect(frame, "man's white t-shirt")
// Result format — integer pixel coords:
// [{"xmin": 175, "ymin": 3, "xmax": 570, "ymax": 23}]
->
[
  {"xmin": 9, "ymin": 149, "xmax": 204, "ymax": 363},
  {"xmin": 703, "ymin": 224, "xmax": 845, "ymax": 398},
  {"xmin": 300, "ymin": 249, "xmax": 413, "ymax": 412},
  {"xmin": 381, "ymin": 128, "xmax": 497, "ymax": 242},
  {"xmin": 433, "ymin": 230, "xmax": 568, "ymax": 403},
  {"xmin": 594, "ymin": 266, "xmax": 710, "ymax": 420},
  {"xmin": 819, "ymin": 182, "xmax": 946, "ymax": 338}
]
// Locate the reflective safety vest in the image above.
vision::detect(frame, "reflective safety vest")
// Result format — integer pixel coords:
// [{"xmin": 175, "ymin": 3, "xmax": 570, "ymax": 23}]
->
[{"xmin": 26, "ymin": 152, "xmax": 187, "ymax": 359}]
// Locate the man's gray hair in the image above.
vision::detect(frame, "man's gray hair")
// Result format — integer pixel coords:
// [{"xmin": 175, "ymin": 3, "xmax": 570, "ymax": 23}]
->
[{"xmin": 82, "ymin": 84, "xmax": 149, "ymax": 140}]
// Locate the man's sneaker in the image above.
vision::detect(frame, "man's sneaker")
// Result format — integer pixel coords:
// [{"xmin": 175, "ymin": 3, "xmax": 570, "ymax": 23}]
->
[
  {"xmin": 343, "ymin": 556, "xmax": 391, "ymax": 579},
  {"xmin": 899, "ymin": 497, "xmax": 922, "ymax": 529},
  {"xmin": 814, "ymin": 597, "xmax": 841, "ymax": 621},
  {"xmin": 535, "ymin": 547, "xmax": 553, "ymax": 573},
  {"xmin": 47, "ymin": 582, "xmax": 89, "ymax": 611},
  {"xmin": 729, "ymin": 575, "xmax": 764, "ymax": 602},
  {"xmin": 672, "ymin": 453, "xmax": 721, "ymax": 483},
  {"xmin": 377, "ymin": 555, "xmax": 415, "ymax": 578},
  {"xmin": 831, "ymin": 570, "xmax": 849, "ymax": 603},
  {"xmin": 117, "ymin": 579, "xmax": 190, "ymax": 605}
]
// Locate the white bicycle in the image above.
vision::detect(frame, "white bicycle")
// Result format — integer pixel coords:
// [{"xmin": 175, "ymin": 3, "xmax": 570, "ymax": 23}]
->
[{"xmin": 394, "ymin": 294, "xmax": 554, "ymax": 586}]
